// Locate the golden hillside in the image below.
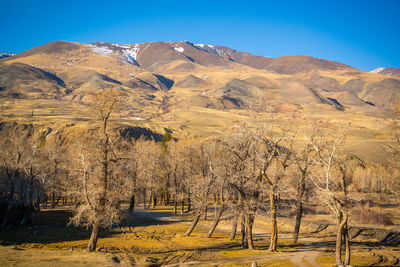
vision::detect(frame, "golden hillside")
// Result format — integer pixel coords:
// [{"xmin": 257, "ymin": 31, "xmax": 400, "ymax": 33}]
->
[{"xmin": 1, "ymin": 40, "xmax": 399, "ymax": 163}]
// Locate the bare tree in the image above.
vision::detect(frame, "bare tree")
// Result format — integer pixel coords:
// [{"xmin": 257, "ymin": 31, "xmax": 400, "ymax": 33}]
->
[
  {"xmin": 0, "ymin": 128, "xmax": 43, "ymax": 227},
  {"xmin": 184, "ymin": 139, "xmax": 220, "ymax": 237},
  {"xmin": 308, "ymin": 126, "xmax": 356, "ymax": 266},
  {"xmin": 290, "ymin": 127, "xmax": 318, "ymax": 243},
  {"xmin": 67, "ymin": 89, "xmax": 124, "ymax": 252},
  {"xmin": 385, "ymin": 127, "xmax": 400, "ymax": 195},
  {"xmin": 261, "ymin": 127, "xmax": 292, "ymax": 252},
  {"xmin": 223, "ymin": 126, "xmax": 266, "ymax": 249}
]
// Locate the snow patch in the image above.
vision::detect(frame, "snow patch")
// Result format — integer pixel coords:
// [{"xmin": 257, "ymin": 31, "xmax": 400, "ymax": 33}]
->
[
  {"xmin": 124, "ymin": 44, "xmax": 140, "ymax": 60},
  {"xmin": 113, "ymin": 44, "xmax": 130, "ymax": 49},
  {"xmin": 86, "ymin": 44, "xmax": 113, "ymax": 56},
  {"xmin": 133, "ymin": 116, "xmax": 144, "ymax": 121},
  {"xmin": 122, "ymin": 50, "xmax": 137, "ymax": 64},
  {"xmin": 174, "ymin": 47, "xmax": 184, "ymax": 53},
  {"xmin": 370, "ymin": 67, "xmax": 385, "ymax": 74},
  {"xmin": 0, "ymin": 52, "xmax": 16, "ymax": 59},
  {"xmin": 194, "ymin": 43, "xmax": 221, "ymax": 56}
]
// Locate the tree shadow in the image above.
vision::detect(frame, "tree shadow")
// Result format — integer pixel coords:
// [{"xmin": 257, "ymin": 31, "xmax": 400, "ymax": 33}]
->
[
  {"xmin": 0, "ymin": 209, "xmax": 90, "ymax": 246},
  {"xmin": 0, "ymin": 208, "xmax": 181, "ymax": 246}
]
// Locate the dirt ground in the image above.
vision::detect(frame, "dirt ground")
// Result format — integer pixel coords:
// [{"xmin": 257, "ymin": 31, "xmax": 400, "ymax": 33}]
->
[{"xmin": 0, "ymin": 201, "xmax": 399, "ymax": 266}]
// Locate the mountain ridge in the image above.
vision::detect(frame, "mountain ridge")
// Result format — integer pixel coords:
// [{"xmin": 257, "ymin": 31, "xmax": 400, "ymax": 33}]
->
[{"xmin": 1, "ymin": 40, "xmax": 357, "ymax": 74}]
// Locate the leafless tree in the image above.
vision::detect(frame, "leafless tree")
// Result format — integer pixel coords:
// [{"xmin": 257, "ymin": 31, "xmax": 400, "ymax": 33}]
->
[
  {"xmin": 184, "ymin": 139, "xmax": 220, "ymax": 237},
  {"xmin": 260, "ymin": 126, "xmax": 292, "ymax": 252},
  {"xmin": 290, "ymin": 126, "xmax": 318, "ymax": 243},
  {"xmin": 0, "ymin": 128, "xmax": 43, "ymax": 227},
  {"xmin": 222, "ymin": 126, "xmax": 266, "ymax": 249},
  {"xmin": 67, "ymin": 89, "xmax": 124, "ymax": 252},
  {"xmin": 307, "ymin": 126, "xmax": 357, "ymax": 266}
]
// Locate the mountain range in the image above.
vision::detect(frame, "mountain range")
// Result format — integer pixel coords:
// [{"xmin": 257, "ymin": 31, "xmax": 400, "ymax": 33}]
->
[{"xmin": 0, "ymin": 40, "xmax": 399, "ymax": 163}]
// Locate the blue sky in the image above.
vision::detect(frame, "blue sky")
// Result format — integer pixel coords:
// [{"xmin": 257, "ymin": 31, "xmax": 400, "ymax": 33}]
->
[{"xmin": 1, "ymin": 0, "xmax": 399, "ymax": 71}]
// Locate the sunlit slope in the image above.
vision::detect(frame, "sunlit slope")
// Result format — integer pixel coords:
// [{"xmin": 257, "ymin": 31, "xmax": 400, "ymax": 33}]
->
[{"xmin": 0, "ymin": 40, "xmax": 399, "ymax": 163}]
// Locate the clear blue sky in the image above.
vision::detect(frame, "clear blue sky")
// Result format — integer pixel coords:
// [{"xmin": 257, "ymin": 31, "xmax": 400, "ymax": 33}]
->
[{"xmin": 1, "ymin": 0, "xmax": 399, "ymax": 71}]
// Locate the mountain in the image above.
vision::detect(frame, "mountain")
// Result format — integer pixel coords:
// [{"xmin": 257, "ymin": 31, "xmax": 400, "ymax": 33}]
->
[
  {"xmin": 0, "ymin": 53, "xmax": 16, "ymax": 59},
  {"xmin": 2, "ymin": 40, "xmax": 400, "ymax": 110},
  {"xmin": 370, "ymin": 67, "xmax": 400, "ymax": 77},
  {"xmin": 0, "ymin": 40, "xmax": 399, "ymax": 163},
  {"xmin": 2, "ymin": 40, "xmax": 399, "ymax": 109},
  {"xmin": 2, "ymin": 41, "xmax": 355, "ymax": 73}
]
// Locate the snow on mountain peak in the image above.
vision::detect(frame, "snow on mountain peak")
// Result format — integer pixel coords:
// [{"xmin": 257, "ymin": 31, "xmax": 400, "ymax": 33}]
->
[
  {"xmin": 174, "ymin": 47, "xmax": 184, "ymax": 53},
  {"xmin": 86, "ymin": 44, "xmax": 113, "ymax": 56},
  {"xmin": 85, "ymin": 43, "xmax": 140, "ymax": 66},
  {"xmin": 370, "ymin": 67, "xmax": 385, "ymax": 74},
  {"xmin": 0, "ymin": 52, "xmax": 16, "ymax": 59}
]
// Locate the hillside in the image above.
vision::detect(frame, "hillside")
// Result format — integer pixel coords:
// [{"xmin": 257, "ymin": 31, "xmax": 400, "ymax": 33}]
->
[{"xmin": 0, "ymin": 40, "xmax": 399, "ymax": 163}]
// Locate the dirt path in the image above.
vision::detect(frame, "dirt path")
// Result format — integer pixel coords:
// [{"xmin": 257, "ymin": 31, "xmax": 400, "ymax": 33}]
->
[
  {"xmin": 132, "ymin": 209, "xmax": 182, "ymax": 222},
  {"xmin": 163, "ymin": 244, "xmax": 323, "ymax": 267},
  {"xmin": 131, "ymin": 209, "xmax": 324, "ymax": 266}
]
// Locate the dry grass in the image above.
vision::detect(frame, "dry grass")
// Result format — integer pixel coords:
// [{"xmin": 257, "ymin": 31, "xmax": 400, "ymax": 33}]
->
[
  {"xmin": 315, "ymin": 251, "xmax": 382, "ymax": 267},
  {"xmin": 352, "ymin": 207, "xmax": 394, "ymax": 226},
  {"xmin": 0, "ymin": 246, "xmax": 120, "ymax": 267}
]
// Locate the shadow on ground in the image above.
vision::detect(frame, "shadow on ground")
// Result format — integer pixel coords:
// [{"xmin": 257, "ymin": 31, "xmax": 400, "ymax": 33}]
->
[{"xmin": 0, "ymin": 208, "xmax": 177, "ymax": 246}]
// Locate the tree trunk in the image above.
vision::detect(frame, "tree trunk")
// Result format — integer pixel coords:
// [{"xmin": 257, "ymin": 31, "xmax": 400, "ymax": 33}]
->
[
  {"xmin": 229, "ymin": 211, "xmax": 239, "ymax": 240},
  {"xmin": 173, "ymin": 195, "xmax": 177, "ymax": 214},
  {"xmin": 184, "ymin": 212, "xmax": 201, "ymax": 236},
  {"xmin": 51, "ymin": 195, "xmax": 61, "ymax": 208},
  {"xmin": 128, "ymin": 194, "xmax": 135, "ymax": 213},
  {"xmin": 204, "ymin": 206, "xmax": 208, "ymax": 220},
  {"xmin": 87, "ymin": 222, "xmax": 100, "ymax": 252},
  {"xmin": 344, "ymin": 218, "xmax": 350, "ymax": 266},
  {"xmin": 292, "ymin": 202, "xmax": 303, "ymax": 243},
  {"xmin": 245, "ymin": 213, "xmax": 254, "ymax": 249},
  {"xmin": 151, "ymin": 195, "xmax": 157, "ymax": 208},
  {"xmin": 241, "ymin": 212, "xmax": 247, "ymax": 248},
  {"xmin": 269, "ymin": 186, "xmax": 278, "ymax": 252},
  {"xmin": 335, "ymin": 213, "xmax": 346, "ymax": 266},
  {"xmin": 292, "ymin": 173, "xmax": 306, "ymax": 243},
  {"xmin": 1, "ymin": 202, "xmax": 12, "ymax": 227},
  {"xmin": 44, "ymin": 195, "xmax": 48, "ymax": 209},
  {"xmin": 147, "ymin": 193, "xmax": 152, "ymax": 209},
  {"xmin": 20, "ymin": 206, "xmax": 32, "ymax": 226},
  {"xmin": 143, "ymin": 189, "xmax": 147, "ymax": 209},
  {"xmin": 181, "ymin": 190, "xmax": 185, "ymax": 214},
  {"xmin": 173, "ymin": 185, "xmax": 178, "ymax": 214},
  {"xmin": 35, "ymin": 195, "xmax": 41, "ymax": 212},
  {"xmin": 206, "ymin": 204, "xmax": 225, "ymax": 238},
  {"xmin": 164, "ymin": 192, "xmax": 170, "ymax": 206},
  {"xmin": 186, "ymin": 192, "xmax": 191, "ymax": 212}
]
